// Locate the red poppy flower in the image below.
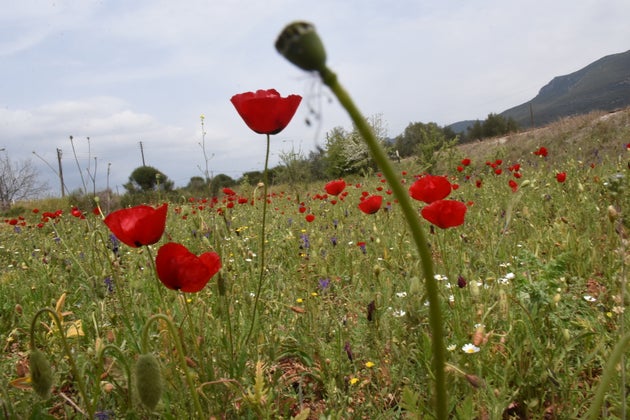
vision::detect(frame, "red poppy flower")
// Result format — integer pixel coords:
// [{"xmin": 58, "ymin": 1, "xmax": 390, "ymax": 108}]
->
[
  {"xmin": 556, "ymin": 172, "xmax": 567, "ymax": 183},
  {"xmin": 533, "ymin": 146, "xmax": 548, "ymax": 157},
  {"xmin": 155, "ymin": 242, "xmax": 221, "ymax": 293},
  {"xmin": 305, "ymin": 214, "xmax": 315, "ymax": 222},
  {"xmin": 409, "ymin": 175, "xmax": 452, "ymax": 204},
  {"xmin": 223, "ymin": 187, "xmax": 237, "ymax": 196},
  {"xmin": 508, "ymin": 179, "xmax": 518, "ymax": 192},
  {"xmin": 461, "ymin": 158, "xmax": 471, "ymax": 166},
  {"xmin": 420, "ymin": 200, "xmax": 467, "ymax": 229},
  {"xmin": 324, "ymin": 179, "xmax": 346, "ymax": 196},
  {"xmin": 230, "ymin": 89, "xmax": 302, "ymax": 135},
  {"xmin": 104, "ymin": 204, "xmax": 168, "ymax": 248},
  {"xmin": 358, "ymin": 195, "xmax": 382, "ymax": 214}
]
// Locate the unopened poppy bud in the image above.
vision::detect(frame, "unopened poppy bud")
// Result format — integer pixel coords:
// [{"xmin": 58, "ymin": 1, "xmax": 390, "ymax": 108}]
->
[
  {"xmin": 607, "ymin": 205, "xmax": 619, "ymax": 223},
  {"xmin": 409, "ymin": 276, "xmax": 421, "ymax": 296},
  {"xmin": 275, "ymin": 21, "xmax": 327, "ymax": 72},
  {"xmin": 562, "ymin": 328, "xmax": 571, "ymax": 341},
  {"xmin": 373, "ymin": 264, "xmax": 382, "ymax": 277},
  {"xmin": 465, "ymin": 374, "xmax": 485, "ymax": 389},
  {"xmin": 29, "ymin": 350, "xmax": 53, "ymax": 399},
  {"xmin": 135, "ymin": 353, "xmax": 163, "ymax": 410},
  {"xmin": 101, "ymin": 381, "xmax": 114, "ymax": 393}
]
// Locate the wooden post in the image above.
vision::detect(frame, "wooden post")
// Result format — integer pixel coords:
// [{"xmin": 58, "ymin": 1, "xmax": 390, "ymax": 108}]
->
[{"xmin": 57, "ymin": 148, "xmax": 65, "ymax": 198}]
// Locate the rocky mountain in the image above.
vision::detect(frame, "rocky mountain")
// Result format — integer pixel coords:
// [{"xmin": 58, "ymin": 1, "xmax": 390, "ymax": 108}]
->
[{"xmin": 450, "ymin": 49, "xmax": 630, "ymax": 132}]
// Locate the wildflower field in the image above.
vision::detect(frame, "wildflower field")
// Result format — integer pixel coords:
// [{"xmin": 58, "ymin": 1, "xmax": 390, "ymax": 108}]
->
[
  {"xmin": 1, "ymin": 22, "xmax": 630, "ymax": 419},
  {"xmin": 1, "ymin": 107, "xmax": 629, "ymax": 419}
]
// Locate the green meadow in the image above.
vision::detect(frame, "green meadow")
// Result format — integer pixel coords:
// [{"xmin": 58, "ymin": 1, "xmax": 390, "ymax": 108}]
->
[{"xmin": 1, "ymin": 107, "xmax": 628, "ymax": 419}]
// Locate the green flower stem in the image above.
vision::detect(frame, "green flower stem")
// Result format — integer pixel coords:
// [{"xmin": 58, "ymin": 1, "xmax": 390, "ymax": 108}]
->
[
  {"xmin": 29, "ymin": 308, "xmax": 95, "ymax": 418},
  {"xmin": 97, "ymin": 344, "xmax": 132, "ymax": 408},
  {"xmin": 183, "ymin": 295, "xmax": 214, "ymax": 382},
  {"xmin": 586, "ymin": 331, "xmax": 630, "ymax": 419},
  {"xmin": 144, "ymin": 245, "xmax": 166, "ymax": 303},
  {"xmin": 243, "ymin": 133, "xmax": 271, "ymax": 346},
  {"xmin": 319, "ymin": 66, "xmax": 448, "ymax": 419},
  {"xmin": 141, "ymin": 313, "xmax": 204, "ymax": 418}
]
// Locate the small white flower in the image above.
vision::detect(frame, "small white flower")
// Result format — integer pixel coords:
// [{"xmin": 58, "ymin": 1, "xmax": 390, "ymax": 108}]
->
[
  {"xmin": 245, "ymin": 258, "xmax": 252, "ymax": 262},
  {"xmin": 424, "ymin": 300, "xmax": 430, "ymax": 306},
  {"xmin": 447, "ymin": 344, "xmax": 457, "ymax": 352},
  {"xmin": 462, "ymin": 343, "xmax": 480, "ymax": 354},
  {"xmin": 498, "ymin": 277, "xmax": 510, "ymax": 285},
  {"xmin": 505, "ymin": 272, "xmax": 515, "ymax": 280},
  {"xmin": 473, "ymin": 323, "xmax": 485, "ymax": 329},
  {"xmin": 448, "ymin": 295, "xmax": 455, "ymax": 303},
  {"xmin": 395, "ymin": 291, "xmax": 407, "ymax": 298},
  {"xmin": 392, "ymin": 309, "xmax": 406, "ymax": 318},
  {"xmin": 499, "ymin": 262, "xmax": 511, "ymax": 268},
  {"xmin": 583, "ymin": 295, "xmax": 597, "ymax": 302}
]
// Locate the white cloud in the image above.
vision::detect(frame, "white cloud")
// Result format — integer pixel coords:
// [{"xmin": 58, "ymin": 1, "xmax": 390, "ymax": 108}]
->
[{"xmin": 1, "ymin": 0, "xmax": 630, "ymax": 197}]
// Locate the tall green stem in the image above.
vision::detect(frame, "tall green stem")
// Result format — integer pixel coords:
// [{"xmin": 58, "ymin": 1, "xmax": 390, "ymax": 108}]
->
[
  {"xmin": 30, "ymin": 308, "xmax": 95, "ymax": 418},
  {"xmin": 243, "ymin": 133, "xmax": 271, "ymax": 346},
  {"xmin": 141, "ymin": 313, "xmax": 204, "ymax": 417},
  {"xmin": 586, "ymin": 332, "xmax": 630, "ymax": 419},
  {"xmin": 320, "ymin": 66, "xmax": 448, "ymax": 419}
]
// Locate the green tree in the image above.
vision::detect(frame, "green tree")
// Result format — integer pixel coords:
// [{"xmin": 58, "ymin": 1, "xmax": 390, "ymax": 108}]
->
[
  {"xmin": 465, "ymin": 113, "xmax": 519, "ymax": 141},
  {"xmin": 185, "ymin": 176, "xmax": 208, "ymax": 195},
  {"xmin": 393, "ymin": 122, "xmax": 455, "ymax": 172},
  {"xmin": 124, "ymin": 166, "xmax": 174, "ymax": 193},
  {"xmin": 209, "ymin": 174, "xmax": 236, "ymax": 196},
  {"xmin": 324, "ymin": 114, "xmax": 388, "ymax": 178}
]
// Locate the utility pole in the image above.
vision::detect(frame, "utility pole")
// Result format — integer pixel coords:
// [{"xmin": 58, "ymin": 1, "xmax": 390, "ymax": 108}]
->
[
  {"xmin": 56, "ymin": 148, "xmax": 65, "ymax": 197},
  {"xmin": 139, "ymin": 141, "xmax": 146, "ymax": 166}
]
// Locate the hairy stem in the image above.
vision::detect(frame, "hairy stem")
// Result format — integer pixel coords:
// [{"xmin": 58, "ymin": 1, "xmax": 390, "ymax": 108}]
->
[{"xmin": 320, "ymin": 66, "xmax": 448, "ymax": 419}]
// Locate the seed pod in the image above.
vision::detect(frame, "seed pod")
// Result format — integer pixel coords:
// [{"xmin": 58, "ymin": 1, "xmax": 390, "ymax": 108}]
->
[
  {"xmin": 275, "ymin": 21, "xmax": 327, "ymax": 72},
  {"xmin": 135, "ymin": 353, "xmax": 162, "ymax": 411},
  {"xmin": 29, "ymin": 350, "xmax": 53, "ymax": 399}
]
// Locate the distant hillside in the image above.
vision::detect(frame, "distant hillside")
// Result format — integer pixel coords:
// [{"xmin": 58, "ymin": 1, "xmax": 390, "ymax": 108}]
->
[
  {"xmin": 449, "ymin": 49, "xmax": 630, "ymax": 132},
  {"xmin": 447, "ymin": 107, "xmax": 630, "ymax": 171}
]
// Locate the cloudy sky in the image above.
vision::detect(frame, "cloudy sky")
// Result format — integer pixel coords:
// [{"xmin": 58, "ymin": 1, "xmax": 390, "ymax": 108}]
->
[{"xmin": 1, "ymin": 0, "xmax": 629, "ymax": 196}]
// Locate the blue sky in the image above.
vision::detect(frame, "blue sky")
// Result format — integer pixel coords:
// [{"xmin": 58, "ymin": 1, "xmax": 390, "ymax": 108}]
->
[{"xmin": 1, "ymin": 0, "xmax": 629, "ymax": 196}]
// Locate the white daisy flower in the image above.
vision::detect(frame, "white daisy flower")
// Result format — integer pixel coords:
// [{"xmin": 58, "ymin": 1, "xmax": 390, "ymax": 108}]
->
[{"xmin": 462, "ymin": 343, "xmax": 480, "ymax": 353}]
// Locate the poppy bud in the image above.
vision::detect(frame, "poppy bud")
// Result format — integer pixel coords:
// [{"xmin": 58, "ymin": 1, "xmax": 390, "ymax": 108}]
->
[
  {"xmin": 373, "ymin": 264, "xmax": 382, "ymax": 277},
  {"xmin": 607, "ymin": 205, "xmax": 619, "ymax": 223},
  {"xmin": 465, "ymin": 374, "xmax": 485, "ymax": 389},
  {"xmin": 135, "ymin": 353, "xmax": 163, "ymax": 410},
  {"xmin": 29, "ymin": 350, "xmax": 53, "ymax": 399},
  {"xmin": 275, "ymin": 21, "xmax": 327, "ymax": 73}
]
